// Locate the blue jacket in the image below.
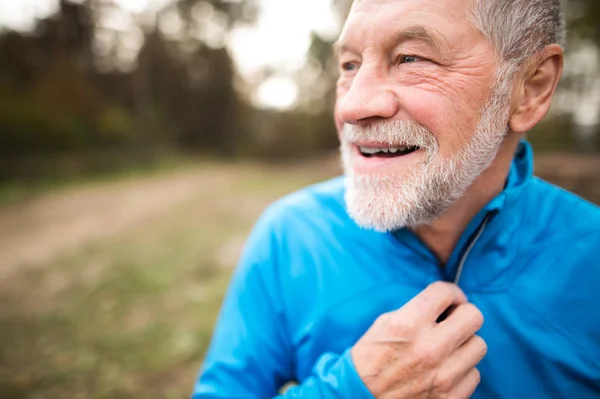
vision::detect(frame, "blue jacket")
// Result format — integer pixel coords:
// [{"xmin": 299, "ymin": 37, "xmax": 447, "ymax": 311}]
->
[{"xmin": 194, "ymin": 141, "xmax": 600, "ymax": 398}]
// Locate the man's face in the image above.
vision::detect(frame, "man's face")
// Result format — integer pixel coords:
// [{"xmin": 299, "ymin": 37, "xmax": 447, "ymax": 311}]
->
[{"xmin": 335, "ymin": 0, "xmax": 512, "ymax": 231}]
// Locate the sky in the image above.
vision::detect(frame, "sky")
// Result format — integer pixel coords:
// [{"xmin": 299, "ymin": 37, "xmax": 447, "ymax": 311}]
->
[{"xmin": 0, "ymin": 0, "xmax": 340, "ymax": 109}]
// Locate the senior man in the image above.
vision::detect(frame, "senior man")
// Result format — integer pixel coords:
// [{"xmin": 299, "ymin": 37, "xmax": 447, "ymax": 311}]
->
[{"xmin": 194, "ymin": 0, "xmax": 600, "ymax": 398}]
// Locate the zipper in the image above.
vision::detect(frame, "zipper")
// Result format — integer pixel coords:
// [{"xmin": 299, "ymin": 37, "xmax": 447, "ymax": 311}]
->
[
  {"xmin": 436, "ymin": 212, "xmax": 495, "ymax": 323},
  {"xmin": 453, "ymin": 212, "xmax": 493, "ymax": 285}
]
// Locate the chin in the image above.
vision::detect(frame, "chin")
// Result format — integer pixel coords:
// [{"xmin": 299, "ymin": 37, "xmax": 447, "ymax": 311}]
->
[
  {"xmin": 344, "ymin": 173, "xmax": 440, "ymax": 232},
  {"xmin": 341, "ymin": 144, "xmax": 430, "ymax": 231}
]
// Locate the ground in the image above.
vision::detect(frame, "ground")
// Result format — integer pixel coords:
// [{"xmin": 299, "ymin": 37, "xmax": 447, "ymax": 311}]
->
[{"xmin": 0, "ymin": 154, "xmax": 598, "ymax": 399}]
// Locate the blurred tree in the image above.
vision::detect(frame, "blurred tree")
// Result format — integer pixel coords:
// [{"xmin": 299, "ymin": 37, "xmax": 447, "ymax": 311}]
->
[
  {"xmin": 174, "ymin": 0, "xmax": 259, "ymax": 30},
  {"xmin": 131, "ymin": 0, "xmax": 258, "ymax": 155},
  {"xmin": 0, "ymin": 32, "xmax": 37, "ymax": 90},
  {"xmin": 171, "ymin": 0, "xmax": 257, "ymax": 155},
  {"xmin": 0, "ymin": 0, "xmax": 259, "ymax": 161},
  {"xmin": 569, "ymin": 0, "xmax": 600, "ymax": 42},
  {"xmin": 542, "ymin": 0, "xmax": 600, "ymax": 151},
  {"xmin": 0, "ymin": 0, "xmax": 100, "ymax": 155}
]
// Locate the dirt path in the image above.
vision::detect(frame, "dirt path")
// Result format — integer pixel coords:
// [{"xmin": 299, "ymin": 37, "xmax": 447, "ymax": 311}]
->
[
  {"xmin": 0, "ymin": 153, "xmax": 597, "ymax": 284},
  {"xmin": 0, "ymin": 166, "xmax": 237, "ymax": 282}
]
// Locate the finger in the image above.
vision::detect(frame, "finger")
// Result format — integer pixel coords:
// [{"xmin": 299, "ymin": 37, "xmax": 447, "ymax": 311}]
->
[
  {"xmin": 435, "ymin": 302, "xmax": 484, "ymax": 350},
  {"xmin": 433, "ymin": 335, "xmax": 487, "ymax": 391},
  {"xmin": 436, "ymin": 304, "xmax": 457, "ymax": 323},
  {"xmin": 446, "ymin": 368, "xmax": 481, "ymax": 399},
  {"xmin": 399, "ymin": 282, "xmax": 468, "ymax": 325}
]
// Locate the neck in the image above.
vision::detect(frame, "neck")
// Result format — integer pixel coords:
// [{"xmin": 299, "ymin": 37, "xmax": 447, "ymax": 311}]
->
[{"xmin": 413, "ymin": 136, "xmax": 521, "ymax": 264}]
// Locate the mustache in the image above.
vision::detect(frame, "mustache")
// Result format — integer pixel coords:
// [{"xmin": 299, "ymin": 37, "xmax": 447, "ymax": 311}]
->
[{"xmin": 342, "ymin": 120, "xmax": 438, "ymax": 149}]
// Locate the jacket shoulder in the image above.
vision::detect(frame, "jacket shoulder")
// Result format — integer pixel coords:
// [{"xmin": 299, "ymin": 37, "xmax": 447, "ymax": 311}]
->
[
  {"xmin": 258, "ymin": 176, "xmax": 349, "ymax": 231},
  {"xmin": 524, "ymin": 177, "xmax": 600, "ymax": 245},
  {"xmin": 514, "ymin": 178, "xmax": 600, "ymax": 368},
  {"xmin": 234, "ymin": 177, "xmax": 350, "ymax": 286}
]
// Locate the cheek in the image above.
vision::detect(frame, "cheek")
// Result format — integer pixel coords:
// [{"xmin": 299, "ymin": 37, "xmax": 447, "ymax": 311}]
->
[
  {"xmin": 334, "ymin": 107, "xmax": 344, "ymax": 138},
  {"xmin": 395, "ymin": 75, "xmax": 490, "ymax": 155},
  {"xmin": 335, "ymin": 82, "xmax": 350, "ymax": 134}
]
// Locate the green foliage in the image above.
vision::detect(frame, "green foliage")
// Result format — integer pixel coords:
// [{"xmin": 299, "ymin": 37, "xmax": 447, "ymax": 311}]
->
[
  {"xmin": 240, "ymin": 106, "xmax": 338, "ymax": 160},
  {"xmin": 97, "ymin": 106, "xmax": 136, "ymax": 144},
  {"xmin": 0, "ymin": 94, "xmax": 86, "ymax": 152}
]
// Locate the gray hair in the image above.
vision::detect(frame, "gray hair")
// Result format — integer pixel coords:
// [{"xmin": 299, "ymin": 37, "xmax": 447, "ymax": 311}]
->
[{"xmin": 470, "ymin": 0, "xmax": 566, "ymax": 80}]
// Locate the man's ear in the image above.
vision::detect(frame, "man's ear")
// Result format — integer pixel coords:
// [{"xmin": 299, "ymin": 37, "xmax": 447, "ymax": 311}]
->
[{"xmin": 509, "ymin": 44, "xmax": 564, "ymax": 133}]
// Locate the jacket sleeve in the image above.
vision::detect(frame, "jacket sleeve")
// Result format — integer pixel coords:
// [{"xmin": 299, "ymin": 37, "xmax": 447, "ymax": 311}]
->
[
  {"xmin": 274, "ymin": 350, "xmax": 375, "ymax": 398},
  {"xmin": 192, "ymin": 207, "xmax": 375, "ymax": 399}
]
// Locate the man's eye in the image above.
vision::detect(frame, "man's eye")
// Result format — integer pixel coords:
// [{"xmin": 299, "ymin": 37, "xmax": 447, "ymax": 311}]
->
[
  {"xmin": 341, "ymin": 62, "xmax": 359, "ymax": 72},
  {"xmin": 398, "ymin": 55, "xmax": 423, "ymax": 64}
]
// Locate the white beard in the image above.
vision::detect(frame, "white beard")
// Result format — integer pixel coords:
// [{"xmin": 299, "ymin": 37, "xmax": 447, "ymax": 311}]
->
[{"xmin": 341, "ymin": 89, "xmax": 511, "ymax": 232}]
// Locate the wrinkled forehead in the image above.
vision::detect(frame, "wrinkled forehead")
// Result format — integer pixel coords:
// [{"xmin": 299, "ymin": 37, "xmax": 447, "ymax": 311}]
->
[
  {"xmin": 349, "ymin": 0, "xmax": 474, "ymax": 15},
  {"xmin": 340, "ymin": 0, "xmax": 478, "ymax": 47}
]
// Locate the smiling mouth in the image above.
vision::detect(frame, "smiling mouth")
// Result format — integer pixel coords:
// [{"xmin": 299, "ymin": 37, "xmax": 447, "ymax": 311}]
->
[{"xmin": 358, "ymin": 145, "xmax": 421, "ymax": 158}]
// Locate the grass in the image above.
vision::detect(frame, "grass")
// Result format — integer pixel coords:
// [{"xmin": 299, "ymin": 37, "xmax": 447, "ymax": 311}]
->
[
  {"xmin": 0, "ymin": 153, "xmax": 202, "ymax": 205},
  {"xmin": 0, "ymin": 161, "xmax": 337, "ymax": 399}
]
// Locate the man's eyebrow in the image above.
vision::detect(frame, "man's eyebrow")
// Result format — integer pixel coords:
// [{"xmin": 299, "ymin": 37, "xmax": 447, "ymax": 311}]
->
[
  {"xmin": 390, "ymin": 25, "xmax": 449, "ymax": 55},
  {"xmin": 334, "ymin": 25, "xmax": 452, "ymax": 59}
]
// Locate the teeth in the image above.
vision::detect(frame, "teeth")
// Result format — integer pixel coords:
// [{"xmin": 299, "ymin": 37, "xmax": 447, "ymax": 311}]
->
[
  {"xmin": 359, "ymin": 147, "xmax": 380, "ymax": 154},
  {"xmin": 359, "ymin": 145, "xmax": 418, "ymax": 155}
]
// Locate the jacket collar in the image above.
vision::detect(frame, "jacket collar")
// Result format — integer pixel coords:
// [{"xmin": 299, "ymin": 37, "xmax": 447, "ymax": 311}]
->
[
  {"xmin": 392, "ymin": 140, "xmax": 534, "ymax": 290},
  {"xmin": 458, "ymin": 140, "xmax": 533, "ymax": 292}
]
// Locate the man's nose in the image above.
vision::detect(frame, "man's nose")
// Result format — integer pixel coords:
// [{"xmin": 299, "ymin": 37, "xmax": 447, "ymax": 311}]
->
[{"xmin": 337, "ymin": 66, "xmax": 399, "ymax": 125}]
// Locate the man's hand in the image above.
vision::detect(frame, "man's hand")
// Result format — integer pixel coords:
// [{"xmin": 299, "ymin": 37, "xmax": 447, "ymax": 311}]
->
[{"xmin": 351, "ymin": 282, "xmax": 486, "ymax": 399}]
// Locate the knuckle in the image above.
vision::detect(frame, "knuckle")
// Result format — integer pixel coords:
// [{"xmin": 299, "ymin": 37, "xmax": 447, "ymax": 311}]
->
[
  {"xmin": 380, "ymin": 314, "xmax": 419, "ymax": 337},
  {"xmin": 463, "ymin": 303, "xmax": 484, "ymax": 327},
  {"xmin": 373, "ymin": 312, "xmax": 402, "ymax": 335},
  {"xmin": 374, "ymin": 313, "xmax": 420, "ymax": 339},
  {"xmin": 374, "ymin": 312, "xmax": 392, "ymax": 328},
  {"xmin": 432, "ymin": 372, "xmax": 454, "ymax": 393},
  {"xmin": 428, "ymin": 281, "xmax": 454, "ymax": 299},
  {"xmin": 474, "ymin": 368, "xmax": 481, "ymax": 384},
  {"xmin": 391, "ymin": 317, "xmax": 418, "ymax": 335},
  {"xmin": 428, "ymin": 281, "xmax": 451, "ymax": 291},
  {"xmin": 473, "ymin": 335, "xmax": 488, "ymax": 358}
]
